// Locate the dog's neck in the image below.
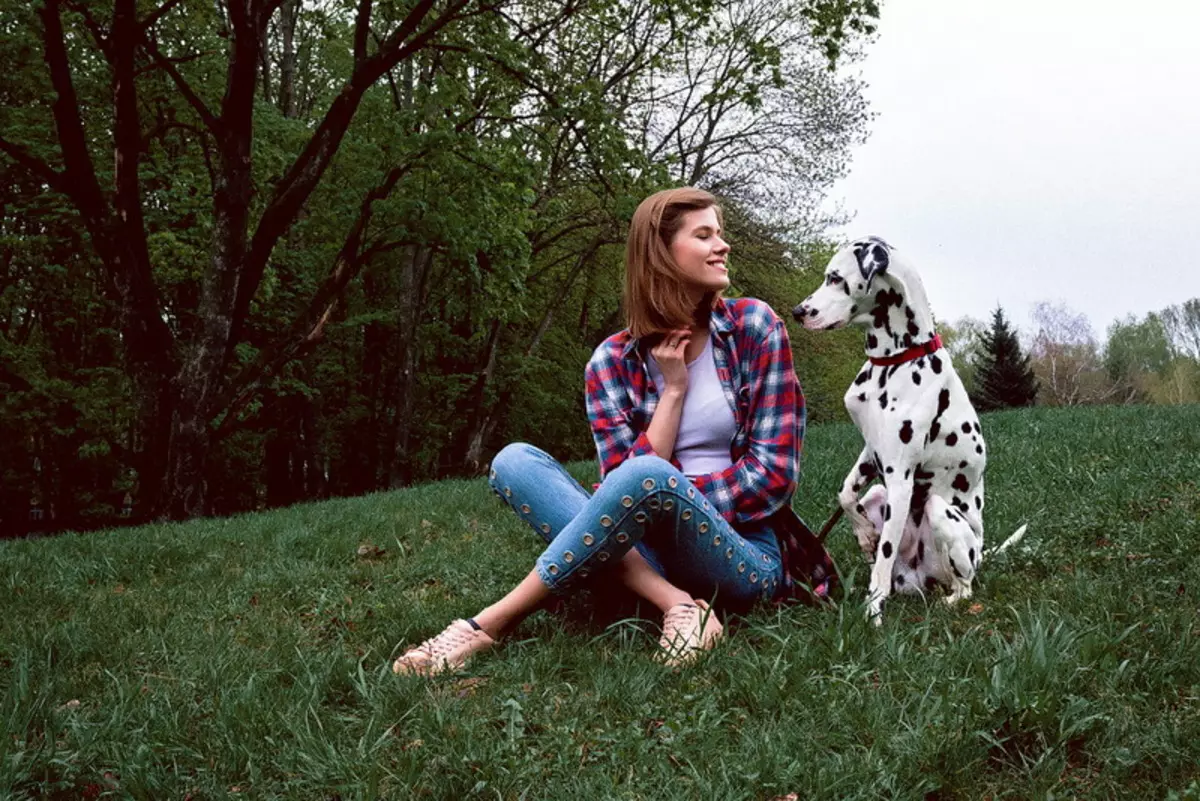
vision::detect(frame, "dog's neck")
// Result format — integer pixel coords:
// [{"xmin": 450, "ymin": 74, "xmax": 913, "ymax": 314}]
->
[{"xmin": 861, "ymin": 266, "xmax": 937, "ymax": 361}]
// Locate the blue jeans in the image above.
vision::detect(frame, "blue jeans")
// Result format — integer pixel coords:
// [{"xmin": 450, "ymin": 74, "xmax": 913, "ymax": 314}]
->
[{"xmin": 488, "ymin": 443, "xmax": 784, "ymax": 612}]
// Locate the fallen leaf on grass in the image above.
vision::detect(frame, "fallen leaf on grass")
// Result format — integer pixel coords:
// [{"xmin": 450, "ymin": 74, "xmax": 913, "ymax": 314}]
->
[
  {"xmin": 57, "ymin": 699, "xmax": 81, "ymax": 712},
  {"xmin": 771, "ymin": 795, "xmax": 800, "ymax": 801},
  {"xmin": 968, "ymin": 603, "xmax": 984, "ymax": 615},
  {"xmin": 356, "ymin": 543, "xmax": 386, "ymax": 559},
  {"xmin": 113, "ymin": 584, "xmax": 126, "ymax": 594},
  {"xmin": 402, "ymin": 739, "xmax": 424, "ymax": 751},
  {"xmin": 452, "ymin": 677, "xmax": 489, "ymax": 698}
]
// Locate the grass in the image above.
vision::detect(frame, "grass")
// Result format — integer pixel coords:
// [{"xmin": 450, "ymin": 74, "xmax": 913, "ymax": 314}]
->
[{"xmin": 2, "ymin": 404, "xmax": 1199, "ymax": 799}]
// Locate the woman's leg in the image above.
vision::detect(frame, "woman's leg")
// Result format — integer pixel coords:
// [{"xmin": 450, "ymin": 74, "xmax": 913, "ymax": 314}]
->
[{"xmin": 394, "ymin": 445, "xmax": 701, "ymax": 673}]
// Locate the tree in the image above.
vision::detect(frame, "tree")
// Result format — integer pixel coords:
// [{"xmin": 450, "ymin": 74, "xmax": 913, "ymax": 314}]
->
[
  {"xmin": 972, "ymin": 306, "xmax": 1037, "ymax": 411},
  {"xmin": 1029, "ymin": 301, "xmax": 1125, "ymax": 407},
  {"xmin": 1104, "ymin": 313, "xmax": 1172, "ymax": 402}
]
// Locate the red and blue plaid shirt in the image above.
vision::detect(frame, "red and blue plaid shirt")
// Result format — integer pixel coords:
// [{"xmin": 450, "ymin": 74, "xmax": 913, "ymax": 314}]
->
[{"xmin": 584, "ymin": 297, "xmax": 805, "ymax": 528}]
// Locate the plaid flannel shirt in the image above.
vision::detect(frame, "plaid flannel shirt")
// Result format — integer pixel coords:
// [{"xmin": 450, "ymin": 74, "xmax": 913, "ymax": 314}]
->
[{"xmin": 584, "ymin": 297, "xmax": 805, "ymax": 528}]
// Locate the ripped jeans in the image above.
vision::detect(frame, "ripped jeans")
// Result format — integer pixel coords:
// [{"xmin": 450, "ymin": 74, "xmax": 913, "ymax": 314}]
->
[{"xmin": 488, "ymin": 443, "xmax": 784, "ymax": 612}]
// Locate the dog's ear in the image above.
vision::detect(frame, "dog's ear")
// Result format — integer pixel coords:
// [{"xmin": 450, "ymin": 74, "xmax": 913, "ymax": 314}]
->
[{"xmin": 855, "ymin": 240, "xmax": 890, "ymax": 284}]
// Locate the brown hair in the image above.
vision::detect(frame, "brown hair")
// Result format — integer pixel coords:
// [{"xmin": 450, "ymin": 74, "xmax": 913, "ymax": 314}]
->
[{"xmin": 624, "ymin": 187, "xmax": 724, "ymax": 339}]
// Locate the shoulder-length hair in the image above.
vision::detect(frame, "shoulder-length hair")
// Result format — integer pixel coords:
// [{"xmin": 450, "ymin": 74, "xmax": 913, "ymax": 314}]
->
[{"xmin": 624, "ymin": 187, "xmax": 724, "ymax": 339}]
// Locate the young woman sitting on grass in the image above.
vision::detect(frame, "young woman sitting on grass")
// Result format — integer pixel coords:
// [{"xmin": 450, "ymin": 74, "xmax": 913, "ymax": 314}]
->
[{"xmin": 393, "ymin": 187, "xmax": 831, "ymax": 674}]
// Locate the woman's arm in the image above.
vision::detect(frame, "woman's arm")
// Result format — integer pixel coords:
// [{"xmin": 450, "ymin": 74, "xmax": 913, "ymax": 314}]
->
[{"xmin": 585, "ymin": 329, "xmax": 692, "ymax": 478}]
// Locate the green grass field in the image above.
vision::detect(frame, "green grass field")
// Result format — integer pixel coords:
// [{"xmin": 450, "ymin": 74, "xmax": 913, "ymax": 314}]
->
[{"xmin": 2, "ymin": 405, "xmax": 1199, "ymax": 799}]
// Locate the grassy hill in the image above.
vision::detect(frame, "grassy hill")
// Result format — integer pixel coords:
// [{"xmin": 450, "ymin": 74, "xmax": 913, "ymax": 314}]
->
[{"xmin": 2, "ymin": 405, "xmax": 1199, "ymax": 799}]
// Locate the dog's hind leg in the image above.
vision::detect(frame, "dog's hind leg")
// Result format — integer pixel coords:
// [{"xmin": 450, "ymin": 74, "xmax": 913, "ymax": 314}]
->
[
  {"xmin": 838, "ymin": 447, "xmax": 880, "ymax": 558},
  {"xmin": 927, "ymin": 495, "xmax": 980, "ymax": 605},
  {"xmin": 867, "ymin": 478, "xmax": 914, "ymax": 624}
]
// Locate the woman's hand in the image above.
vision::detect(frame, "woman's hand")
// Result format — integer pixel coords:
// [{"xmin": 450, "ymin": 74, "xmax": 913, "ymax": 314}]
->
[{"xmin": 650, "ymin": 328, "xmax": 692, "ymax": 396}]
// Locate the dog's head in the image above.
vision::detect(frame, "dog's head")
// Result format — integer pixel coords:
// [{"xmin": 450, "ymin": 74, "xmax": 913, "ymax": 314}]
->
[{"xmin": 792, "ymin": 236, "xmax": 893, "ymax": 330}]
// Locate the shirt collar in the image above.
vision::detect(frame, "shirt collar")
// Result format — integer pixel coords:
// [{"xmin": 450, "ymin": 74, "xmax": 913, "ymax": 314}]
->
[{"xmin": 620, "ymin": 297, "xmax": 735, "ymax": 360}]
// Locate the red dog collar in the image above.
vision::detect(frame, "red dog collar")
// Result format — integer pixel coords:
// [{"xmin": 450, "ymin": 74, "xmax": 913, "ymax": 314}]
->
[{"xmin": 868, "ymin": 333, "xmax": 943, "ymax": 367}]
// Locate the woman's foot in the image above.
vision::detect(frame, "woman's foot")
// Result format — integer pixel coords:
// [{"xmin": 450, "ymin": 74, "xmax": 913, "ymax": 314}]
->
[
  {"xmin": 392, "ymin": 619, "xmax": 496, "ymax": 675},
  {"xmin": 657, "ymin": 599, "xmax": 723, "ymax": 667}
]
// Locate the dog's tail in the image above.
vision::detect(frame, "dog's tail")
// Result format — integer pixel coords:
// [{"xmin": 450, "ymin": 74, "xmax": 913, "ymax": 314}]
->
[{"xmin": 986, "ymin": 524, "xmax": 1028, "ymax": 557}]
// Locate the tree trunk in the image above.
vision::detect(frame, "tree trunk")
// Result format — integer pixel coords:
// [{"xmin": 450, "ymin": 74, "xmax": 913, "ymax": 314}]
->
[
  {"xmin": 388, "ymin": 245, "xmax": 432, "ymax": 488},
  {"xmin": 278, "ymin": 0, "xmax": 299, "ymax": 118}
]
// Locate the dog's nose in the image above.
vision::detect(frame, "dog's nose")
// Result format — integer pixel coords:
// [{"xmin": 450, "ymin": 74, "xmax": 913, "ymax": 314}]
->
[{"xmin": 791, "ymin": 303, "xmax": 811, "ymax": 322}]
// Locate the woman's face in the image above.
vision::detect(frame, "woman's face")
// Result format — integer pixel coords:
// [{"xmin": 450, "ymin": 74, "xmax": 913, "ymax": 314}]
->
[{"xmin": 669, "ymin": 206, "xmax": 730, "ymax": 297}]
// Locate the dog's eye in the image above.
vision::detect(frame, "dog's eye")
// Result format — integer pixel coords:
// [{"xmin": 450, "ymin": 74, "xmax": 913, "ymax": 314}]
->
[{"xmin": 825, "ymin": 274, "xmax": 842, "ymax": 286}]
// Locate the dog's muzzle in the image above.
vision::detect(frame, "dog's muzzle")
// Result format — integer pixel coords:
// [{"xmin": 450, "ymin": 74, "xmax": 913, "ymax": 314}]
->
[{"xmin": 792, "ymin": 302, "xmax": 817, "ymax": 322}]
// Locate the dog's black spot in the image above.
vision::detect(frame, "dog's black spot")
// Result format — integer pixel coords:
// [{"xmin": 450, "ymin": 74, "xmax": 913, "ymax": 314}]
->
[
  {"xmin": 907, "ymin": 320, "xmax": 919, "ymax": 337},
  {"xmin": 894, "ymin": 574, "xmax": 905, "ymax": 588},
  {"xmin": 937, "ymin": 390, "xmax": 951, "ymax": 419},
  {"xmin": 962, "ymin": 422, "xmax": 972, "ymax": 434},
  {"xmin": 856, "ymin": 503, "xmax": 865, "ymax": 514},
  {"xmin": 916, "ymin": 358, "xmax": 926, "ymax": 369},
  {"xmin": 854, "ymin": 367, "xmax": 872, "ymax": 385},
  {"xmin": 824, "ymin": 322, "xmax": 839, "ymax": 330},
  {"xmin": 858, "ymin": 392, "xmax": 867, "ymax": 403},
  {"xmin": 858, "ymin": 462, "xmax": 876, "ymax": 478},
  {"xmin": 945, "ymin": 432, "xmax": 958, "ymax": 447},
  {"xmin": 969, "ymin": 547, "xmax": 976, "ymax": 565},
  {"xmin": 915, "ymin": 464, "xmax": 935, "ymax": 481},
  {"xmin": 878, "ymin": 368, "xmax": 889, "ymax": 389},
  {"xmin": 973, "ymin": 422, "xmax": 981, "ymax": 433},
  {"xmin": 883, "ymin": 504, "xmax": 892, "ymax": 521},
  {"xmin": 843, "ymin": 282, "xmax": 851, "ymax": 296},
  {"xmin": 950, "ymin": 558, "xmax": 963, "ymax": 579},
  {"xmin": 912, "ymin": 372, "xmax": 922, "ymax": 385},
  {"xmin": 976, "ymin": 444, "xmax": 983, "ymax": 454},
  {"xmin": 867, "ymin": 333, "xmax": 878, "ymax": 349},
  {"xmin": 899, "ymin": 420, "xmax": 914, "ymax": 443},
  {"xmin": 882, "ymin": 542, "xmax": 893, "ymax": 559},
  {"xmin": 959, "ymin": 460, "xmax": 968, "ymax": 468},
  {"xmin": 904, "ymin": 468, "xmax": 911, "ymax": 479},
  {"xmin": 879, "ymin": 392, "xmax": 888, "ymax": 409},
  {"xmin": 931, "ymin": 354, "xmax": 943, "ymax": 374},
  {"xmin": 953, "ymin": 496, "xmax": 969, "ymax": 513},
  {"xmin": 911, "ymin": 481, "xmax": 930, "ymax": 524},
  {"xmin": 886, "ymin": 466, "xmax": 894, "ymax": 474},
  {"xmin": 952, "ymin": 473, "xmax": 970, "ymax": 493},
  {"xmin": 850, "ymin": 304, "xmax": 858, "ymax": 314},
  {"xmin": 925, "ymin": 576, "xmax": 940, "ymax": 592},
  {"xmin": 929, "ymin": 422, "xmax": 940, "ymax": 441},
  {"xmin": 809, "ymin": 307, "xmax": 819, "ymax": 318},
  {"xmin": 975, "ymin": 495, "xmax": 982, "ymax": 510},
  {"xmin": 905, "ymin": 306, "xmax": 915, "ymax": 320},
  {"xmin": 918, "ymin": 541, "xmax": 926, "ymax": 562},
  {"xmin": 858, "ymin": 283, "xmax": 864, "ymax": 290},
  {"xmin": 946, "ymin": 508, "xmax": 957, "ymax": 520},
  {"xmin": 909, "ymin": 554, "xmax": 920, "ymax": 569}
]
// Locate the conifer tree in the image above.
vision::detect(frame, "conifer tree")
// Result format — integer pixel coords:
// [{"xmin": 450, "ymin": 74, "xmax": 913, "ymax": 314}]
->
[{"xmin": 973, "ymin": 307, "xmax": 1039, "ymax": 410}]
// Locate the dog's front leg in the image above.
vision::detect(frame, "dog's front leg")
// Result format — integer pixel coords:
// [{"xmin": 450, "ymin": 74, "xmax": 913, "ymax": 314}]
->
[
  {"xmin": 867, "ymin": 478, "xmax": 914, "ymax": 625},
  {"xmin": 837, "ymin": 447, "xmax": 879, "ymax": 558}
]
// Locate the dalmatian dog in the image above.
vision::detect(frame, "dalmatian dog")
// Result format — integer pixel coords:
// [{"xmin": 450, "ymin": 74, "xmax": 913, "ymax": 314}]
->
[{"xmin": 792, "ymin": 237, "xmax": 1024, "ymax": 623}]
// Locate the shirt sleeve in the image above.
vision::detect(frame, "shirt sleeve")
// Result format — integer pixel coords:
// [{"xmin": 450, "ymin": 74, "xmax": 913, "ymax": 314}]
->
[
  {"xmin": 690, "ymin": 313, "xmax": 805, "ymax": 525},
  {"xmin": 584, "ymin": 346, "xmax": 660, "ymax": 480}
]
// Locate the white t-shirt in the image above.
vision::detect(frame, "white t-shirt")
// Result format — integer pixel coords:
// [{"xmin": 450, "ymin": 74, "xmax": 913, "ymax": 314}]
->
[{"xmin": 647, "ymin": 335, "xmax": 737, "ymax": 477}]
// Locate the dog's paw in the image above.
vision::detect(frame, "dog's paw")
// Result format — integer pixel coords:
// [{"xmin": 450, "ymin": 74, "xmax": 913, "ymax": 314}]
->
[{"xmin": 853, "ymin": 526, "xmax": 879, "ymax": 559}]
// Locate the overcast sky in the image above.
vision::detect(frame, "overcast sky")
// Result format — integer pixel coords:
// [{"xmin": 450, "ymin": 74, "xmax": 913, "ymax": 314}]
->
[{"xmin": 822, "ymin": 0, "xmax": 1200, "ymax": 340}]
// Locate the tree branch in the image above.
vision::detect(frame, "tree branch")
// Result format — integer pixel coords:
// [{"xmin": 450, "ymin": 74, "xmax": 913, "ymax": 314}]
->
[{"xmin": 138, "ymin": 34, "xmax": 222, "ymax": 134}]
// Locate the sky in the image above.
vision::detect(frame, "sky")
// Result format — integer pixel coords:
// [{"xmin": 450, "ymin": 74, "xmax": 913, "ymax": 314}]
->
[{"xmin": 822, "ymin": 0, "xmax": 1200, "ymax": 340}]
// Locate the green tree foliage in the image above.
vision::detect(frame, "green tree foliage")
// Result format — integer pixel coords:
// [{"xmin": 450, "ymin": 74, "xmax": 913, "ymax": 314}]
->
[
  {"xmin": 972, "ymin": 307, "xmax": 1038, "ymax": 411},
  {"xmin": 0, "ymin": 0, "xmax": 875, "ymax": 531}
]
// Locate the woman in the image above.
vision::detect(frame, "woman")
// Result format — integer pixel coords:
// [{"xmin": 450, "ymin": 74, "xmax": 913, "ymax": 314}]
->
[{"xmin": 393, "ymin": 187, "xmax": 829, "ymax": 675}]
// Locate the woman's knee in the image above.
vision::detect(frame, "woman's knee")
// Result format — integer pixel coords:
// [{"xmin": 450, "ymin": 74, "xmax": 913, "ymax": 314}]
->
[
  {"xmin": 610, "ymin": 453, "xmax": 678, "ymax": 486},
  {"xmin": 489, "ymin": 442, "xmax": 546, "ymax": 483}
]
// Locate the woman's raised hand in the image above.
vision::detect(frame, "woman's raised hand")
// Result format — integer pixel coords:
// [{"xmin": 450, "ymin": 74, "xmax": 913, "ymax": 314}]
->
[{"xmin": 650, "ymin": 328, "xmax": 692, "ymax": 395}]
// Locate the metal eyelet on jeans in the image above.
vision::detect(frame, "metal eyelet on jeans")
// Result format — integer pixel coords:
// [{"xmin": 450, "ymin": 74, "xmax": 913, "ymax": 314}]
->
[
  {"xmin": 687, "ymin": 488, "xmax": 695, "ymax": 499},
  {"xmin": 681, "ymin": 510, "xmax": 692, "ymax": 521},
  {"xmin": 663, "ymin": 499, "xmax": 674, "ymax": 511},
  {"xmin": 579, "ymin": 569, "xmax": 591, "ymax": 578},
  {"xmin": 738, "ymin": 561, "xmax": 746, "ymax": 573},
  {"xmin": 698, "ymin": 522, "xmax": 709, "ymax": 534},
  {"xmin": 668, "ymin": 476, "xmax": 678, "ymax": 488},
  {"xmin": 583, "ymin": 534, "xmax": 595, "ymax": 546},
  {"xmin": 642, "ymin": 478, "xmax": 655, "ymax": 490},
  {"xmin": 490, "ymin": 469, "xmax": 497, "ymax": 480},
  {"xmin": 750, "ymin": 571, "xmax": 758, "ymax": 583},
  {"xmin": 762, "ymin": 554, "xmax": 770, "ymax": 563},
  {"xmin": 598, "ymin": 552, "xmax": 611, "ymax": 562},
  {"xmin": 600, "ymin": 515, "xmax": 613, "ymax": 527},
  {"xmin": 564, "ymin": 551, "xmax": 574, "ymax": 562},
  {"xmin": 634, "ymin": 511, "xmax": 647, "ymax": 523},
  {"xmin": 548, "ymin": 564, "xmax": 559, "ymax": 575},
  {"xmin": 541, "ymin": 523, "xmax": 551, "ymax": 534},
  {"xmin": 521, "ymin": 504, "xmax": 531, "ymax": 514},
  {"xmin": 649, "ymin": 498, "xmax": 660, "ymax": 510},
  {"xmin": 505, "ymin": 487, "xmax": 512, "ymax": 497},
  {"xmin": 616, "ymin": 532, "xmax": 629, "ymax": 543},
  {"xmin": 726, "ymin": 547, "xmax": 733, "ymax": 559},
  {"xmin": 622, "ymin": 496, "xmax": 634, "ymax": 508}
]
